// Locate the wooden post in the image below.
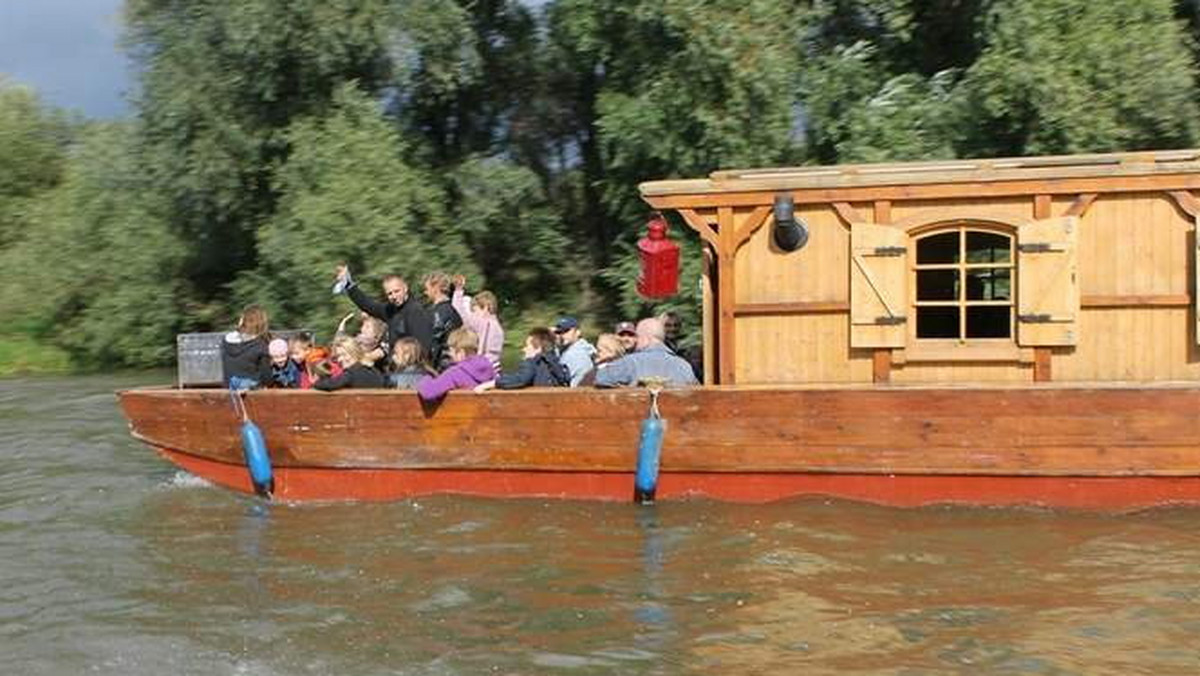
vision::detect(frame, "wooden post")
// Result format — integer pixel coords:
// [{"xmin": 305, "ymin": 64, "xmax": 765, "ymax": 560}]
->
[
  {"xmin": 873, "ymin": 199, "xmax": 893, "ymax": 383},
  {"xmin": 1032, "ymin": 194, "xmax": 1053, "ymax": 381},
  {"xmin": 717, "ymin": 206, "xmax": 737, "ymax": 384}
]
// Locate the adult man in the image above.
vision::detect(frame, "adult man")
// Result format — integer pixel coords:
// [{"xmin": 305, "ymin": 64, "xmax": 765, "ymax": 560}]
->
[
  {"xmin": 659, "ymin": 310, "xmax": 702, "ymax": 381},
  {"xmin": 595, "ymin": 317, "xmax": 699, "ymax": 388},
  {"xmin": 615, "ymin": 321, "xmax": 637, "ymax": 353},
  {"xmin": 553, "ymin": 316, "xmax": 596, "ymax": 387},
  {"xmin": 335, "ymin": 264, "xmax": 434, "ymax": 358}
]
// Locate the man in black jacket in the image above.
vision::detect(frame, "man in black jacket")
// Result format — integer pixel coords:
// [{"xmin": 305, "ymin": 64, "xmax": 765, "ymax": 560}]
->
[{"xmin": 335, "ymin": 265, "xmax": 434, "ymax": 359}]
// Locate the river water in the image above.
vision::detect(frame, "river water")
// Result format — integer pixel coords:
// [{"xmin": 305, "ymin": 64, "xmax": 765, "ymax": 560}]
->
[{"xmin": 4, "ymin": 373, "xmax": 1200, "ymax": 675}]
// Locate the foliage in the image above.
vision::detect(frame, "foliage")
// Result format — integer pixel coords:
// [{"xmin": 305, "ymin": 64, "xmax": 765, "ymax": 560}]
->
[
  {"xmin": 957, "ymin": 0, "xmax": 1199, "ymax": 156},
  {"xmin": 6, "ymin": 0, "xmax": 1200, "ymax": 371},
  {"xmin": 234, "ymin": 85, "xmax": 477, "ymax": 338},
  {"xmin": 0, "ymin": 123, "xmax": 186, "ymax": 367},
  {"xmin": 125, "ymin": 0, "xmax": 398, "ymax": 297},
  {"xmin": 0, "ymin": 81, "xmax": 72, "ymax": 248}
]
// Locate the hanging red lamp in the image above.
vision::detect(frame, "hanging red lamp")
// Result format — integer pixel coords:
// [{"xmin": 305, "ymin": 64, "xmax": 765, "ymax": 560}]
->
[{"xmin": 636, "ymin": 212, "xmax": 680, "ymax": 299}]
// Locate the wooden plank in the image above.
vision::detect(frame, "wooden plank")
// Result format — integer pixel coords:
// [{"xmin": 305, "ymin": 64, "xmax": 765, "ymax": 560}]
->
[
  {"xmin": 1168, "ymin": 190, "xmax": 1200, "ymax": 218},
  {"xmin": 1034, "ymin": 348, "xmax": 1052, "ymax": 382},
  {"xmin": 702, "ymin": 245, "xmax": 715, "ymax": 385},
  {"xmin": 717, "ymin": 206, "xmax": 737, "ymax": 383},
  {"xmin": 1081, "ymin": 294, "xmax": 1190, "ymax": 308},
  {"xmin": 121, "ymin": 386, "xmax": 1200, "ymax": 479},
  {"xmin": 874, "ymin": 200, "xmax": 892, "ymax": 225},
  {"xmin": 679, "ymin": 208, "xmax": 720, "ymax": 250},
  {"xmin": 1063, "ymin": 193, "xmax": 1098, "ymax": 218},
  {"xmin": 832, "ymin": 201, "xmax": 865, "ymax": 226},
  {"xmin": 1034, "ymin": 194, "xmax": 1052, "ymax": 219},
  {"xmin": 733, "ymin": 205, "xmax": 772, "ymax": 250},
  {"xmin": 733, "ymin": 301, "xmax": 849, "ymax": 316},
  {"xmin": 642, "ymin": 173, "xmax": 1200, "ymax": 211},
  {"xmin": 872, "ymin": 349, "xmax": 891, "ymax": 383}
]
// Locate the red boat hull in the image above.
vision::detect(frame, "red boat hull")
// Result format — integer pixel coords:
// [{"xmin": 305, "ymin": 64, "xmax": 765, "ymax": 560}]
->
[{"xmin": 120, "ymin": 385, "xmax": 1200, "ymax": 509}]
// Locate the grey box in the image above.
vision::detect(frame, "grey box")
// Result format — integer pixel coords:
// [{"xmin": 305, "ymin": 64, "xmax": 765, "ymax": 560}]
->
[{"xmin": 176, "ymin": 330, "xmax": 313, "ymax": 387}]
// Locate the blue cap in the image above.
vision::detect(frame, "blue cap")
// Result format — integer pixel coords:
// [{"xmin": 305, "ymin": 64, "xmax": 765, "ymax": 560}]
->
[{"xmin": 553, "ymin": 316, "xmax": 579, "ymax": 333}]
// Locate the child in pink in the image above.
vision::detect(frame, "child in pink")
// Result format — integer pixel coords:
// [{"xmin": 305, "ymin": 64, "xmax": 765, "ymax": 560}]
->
[{"xmin": 451, "ymin": 275, "xmax": 504, "ymax": 372}]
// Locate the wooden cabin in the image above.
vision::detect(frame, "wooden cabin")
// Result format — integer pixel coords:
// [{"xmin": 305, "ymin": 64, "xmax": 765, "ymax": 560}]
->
[{"xmin": 640, "ymin": 149, "xmax": 1200, "ymax": 387}]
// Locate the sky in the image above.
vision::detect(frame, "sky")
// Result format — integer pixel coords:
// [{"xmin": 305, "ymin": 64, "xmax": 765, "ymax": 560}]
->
[{"xmin": 0, "ymin": 0, "xmax": 131, "ymax": 118}]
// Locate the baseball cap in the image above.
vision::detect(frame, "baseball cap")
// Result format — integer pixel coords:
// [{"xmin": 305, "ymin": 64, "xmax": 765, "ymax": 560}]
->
[
  {"xmin": 553, "ymin": 316, "xmax": 579, "ymax": 333},
  {"xmin": 615, "ymin": 321, "xmax": 636, "ymax": 335}
]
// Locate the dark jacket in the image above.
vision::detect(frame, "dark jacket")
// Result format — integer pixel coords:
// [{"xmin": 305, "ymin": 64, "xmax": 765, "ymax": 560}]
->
[
  {"xmin": 270, "ymin": 359, "xmax": 301, "ymax": 388},
  {"xmin": 313, "ymin": 363, "xmax": 385, "ymax": 391},
  {"xmin": 496, "ymin": 351, "xmax": 570, "ymax": 389},
  {"xmin": 346, "ymin": 283, "xmax": 434, "ymax": 356},
  {"xmin": 221, "ymin": 332, "xmax": 272, "ymax": 386},
  {"xmin": 429, "ymin": 298, "xmax": 463, "ymax": 370}
]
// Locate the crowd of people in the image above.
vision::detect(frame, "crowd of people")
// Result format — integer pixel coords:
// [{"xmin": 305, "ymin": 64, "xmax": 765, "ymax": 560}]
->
[{"xmin": 220, "ymin": 265, "xmax": 700, "ymax": 401}]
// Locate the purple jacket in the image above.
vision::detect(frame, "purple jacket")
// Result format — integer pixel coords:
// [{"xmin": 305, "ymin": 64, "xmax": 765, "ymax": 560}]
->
[{"xmin": 417, "ymin": 355, "xmax": 496, "ymax": 401}]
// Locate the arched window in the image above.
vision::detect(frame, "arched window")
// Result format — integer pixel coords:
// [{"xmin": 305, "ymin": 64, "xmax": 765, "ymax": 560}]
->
[{"xmin": 913, "ymin": 226, "xmax": 1014, "ymax": 340}]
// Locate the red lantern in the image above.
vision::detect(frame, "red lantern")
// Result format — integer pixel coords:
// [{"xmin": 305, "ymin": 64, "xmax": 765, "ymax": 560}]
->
[{"xmin": 637, "ymin": 212, "xmax": 680, "ymax": 298}]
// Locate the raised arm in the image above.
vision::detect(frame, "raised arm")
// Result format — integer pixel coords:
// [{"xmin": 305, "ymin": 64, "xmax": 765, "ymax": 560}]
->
[{"xmin": 346, "ymin": 283, "xmax": 389, "ymax": 320}]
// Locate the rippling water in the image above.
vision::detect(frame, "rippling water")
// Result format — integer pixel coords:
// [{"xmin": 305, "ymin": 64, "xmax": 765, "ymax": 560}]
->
[{"xmin": 4, "ymin": 374, "xmax": 1200, "ymax": 674}]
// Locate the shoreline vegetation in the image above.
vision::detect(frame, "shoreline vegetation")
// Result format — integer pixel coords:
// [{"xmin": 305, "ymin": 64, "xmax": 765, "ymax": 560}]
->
[
  {"xmin": 0, "ymin": 335, "xmax": 71, "ymax": 376},
  {"xmin": 2, "ymin": 0, "xmax": 1200, "ymax": 373}
]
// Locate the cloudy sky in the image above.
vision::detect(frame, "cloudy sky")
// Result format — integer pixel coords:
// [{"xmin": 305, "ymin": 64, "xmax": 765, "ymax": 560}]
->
[{"xmin": 0, "ymin": 0, "xmax": 131, "ymax": 118}]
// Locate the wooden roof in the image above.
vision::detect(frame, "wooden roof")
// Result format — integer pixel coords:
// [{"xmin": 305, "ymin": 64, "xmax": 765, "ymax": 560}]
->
[{"xmin": 639, "ymin": 149, "xmax": 1200, "ymax": 197}]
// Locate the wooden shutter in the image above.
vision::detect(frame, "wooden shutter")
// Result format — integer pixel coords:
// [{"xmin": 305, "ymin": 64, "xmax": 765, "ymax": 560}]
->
[
  {"xmin": 1017, "ymin": 216, "xmax": 1079, "ymax": 346},
  {"xmin": 850, "ymin": 222, "xmax": 907, "ymax": 347}
]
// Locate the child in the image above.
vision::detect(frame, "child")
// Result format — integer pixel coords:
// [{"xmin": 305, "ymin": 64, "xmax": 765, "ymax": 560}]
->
[
  {"xmin": 388, "ymin": 337, "xmax": 432, "ymax": 390},
  {"xmin": 475, "ymin": 327, "xmax": 568, "ymax": 391},
  {"xmin": 221, "ymin": 305, "xmax": 272, "ymax": 390},
  {"xmin": 417, "ymin": 327, "xmax": 495, "ymax": 401},
  {"xmin": 579, "ymin": 333, "xmax": 626, "ymax": 387},
  {"xmin": 336, "ymin": 311, "xmax": 387, "ymax": 367},
  {"xmin": 290, "ymin": 338, "xmax": 341, "ymax": 390},
  {"xmin": 313, "ymin": 337, "xmax": 385, "ymax": 391},
  {"xmin": 268, "ymin": 338, "xmax": 300, "ymax": 388},
  {"xmin": 452, "ymin": 275, "xmax": 504, "ymax": 372}
]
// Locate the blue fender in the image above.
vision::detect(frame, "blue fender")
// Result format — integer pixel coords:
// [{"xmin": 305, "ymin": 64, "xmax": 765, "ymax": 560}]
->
[
  {"xmin": 634, "ymin": 417, "xmax": 665, "ymax": 504},
  {"xmin": 240, "ymin": 420, "xmax": 274, "ymax": 497}
]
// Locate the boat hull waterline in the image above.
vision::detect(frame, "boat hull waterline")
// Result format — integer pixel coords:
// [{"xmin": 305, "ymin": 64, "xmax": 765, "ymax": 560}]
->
[{"xmin": 118, "ymin": 385, "xmax": 1200, "ymax": 509}]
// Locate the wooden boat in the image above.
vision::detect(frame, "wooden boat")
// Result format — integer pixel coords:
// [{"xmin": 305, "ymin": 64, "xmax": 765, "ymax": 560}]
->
[{"xmin": 119, "ymin": 149, "xmax": 1200, "ymax": 508}]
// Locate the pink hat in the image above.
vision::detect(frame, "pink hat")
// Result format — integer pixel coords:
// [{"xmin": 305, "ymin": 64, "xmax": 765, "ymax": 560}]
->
[{"xmin": 268, "ymin": 338, "xmax": 289, "ymax": 358}]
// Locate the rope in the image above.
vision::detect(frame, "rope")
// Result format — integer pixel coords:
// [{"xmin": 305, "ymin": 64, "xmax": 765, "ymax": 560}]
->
[
  {"xmin": 228, "ymin": 388, "xmax": 249, "ymax": 423},
  {"xmin": 641, "ymin": 376, "xmax": 666, "ymax": 419}
]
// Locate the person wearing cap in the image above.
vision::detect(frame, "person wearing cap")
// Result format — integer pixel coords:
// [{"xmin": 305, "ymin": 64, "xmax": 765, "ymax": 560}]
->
[
  {"xmin": 267, "ymin": 337, "xmax": 300, "ymax": 388},
  {"xmin": 553, "ymin": 316, "xmax": 596, "ymax": 387},
  {"xmin": 615, "ymin": 321, "xmax": 638, "ymax": 353},
  {"xmin": 594, "ymin": 317, "xmax": 699, "ymax": 388}
]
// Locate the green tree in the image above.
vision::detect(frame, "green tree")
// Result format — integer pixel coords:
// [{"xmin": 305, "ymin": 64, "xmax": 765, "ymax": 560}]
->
[
  {"xmin": 958, "ymin": 0, "xmax": 1199, "ymax": 155},
  {"xmin": 235, "ymin": 85, "xmax": 478, "ymax": 336},
  {"xmin": 0, "ymin": 123, "xmax": 186, "ymax": 366},
  {"xmin": 125, "ymin": 0, "xmax": 398, "ymax": 299},
  {"xmin": 0, "ymin": 80, "xmax": 71, "ymax": 249}
]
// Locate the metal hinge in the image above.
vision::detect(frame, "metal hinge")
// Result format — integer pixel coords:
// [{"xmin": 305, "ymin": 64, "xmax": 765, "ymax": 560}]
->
[
  {"xmin": 872, "ymin": 246, "xmax": 906, "ymax": 257},
  {"xmin": 1017, "ymin": 242, "xmax": 1066, "ymax": 253},
  {"xmin": 875, "ymin": 316, "xmax": 907, "ymax": 325}
]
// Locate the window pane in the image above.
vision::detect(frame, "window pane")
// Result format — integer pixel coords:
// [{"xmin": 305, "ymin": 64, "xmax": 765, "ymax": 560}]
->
[
  {"xmin": 966, "ymin": 307, "xmax": 1011, "ymax": 338},
  {"xmin": 917, "ymin": 232, "xmax": 959, "ymax": 264},
  {"xmin": 917, "ymin": 306, "xmax": 960, "ymax": 338},
  {"xmin": 966, "ymin": 268, "xmax": 1011, "ymax": 301},
  {"xmin": 966, "ymin": 231, "xmax": 1011, "ymax": 263},
  {"xmin": 917, "ymin": 269, "xmax": 960, "ymax": 301}
]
